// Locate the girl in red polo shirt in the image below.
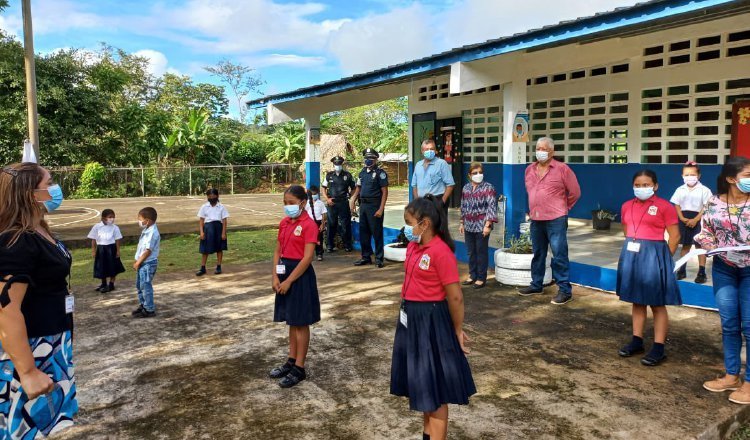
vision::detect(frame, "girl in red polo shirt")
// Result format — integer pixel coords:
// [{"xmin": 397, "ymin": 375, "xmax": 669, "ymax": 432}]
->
[
  {"xmin": 390, "ymin": 195, "xmax": 476, "ymax": 440},
  {"xmin": 617, "ymin": 170, "xmax": 681, "ymax": 367},
  {"xmin": 269, "ymin": 185, "xmax": 321, "ymax": 388}
]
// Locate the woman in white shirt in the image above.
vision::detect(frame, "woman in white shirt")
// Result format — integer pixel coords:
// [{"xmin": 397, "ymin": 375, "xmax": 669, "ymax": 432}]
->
[
  {"xmin": 196, "ymin": 189, "xmax": 229, "ymax": 276},
  {"xmin": 305, "ymin": 185, "xmax": 327, "ymax": 262},
  {"xmin": 670, "ymin": 162, "xmax": 713, "ymax": 283},
  {"xmin": 87, "ymin": 208, "xmax": 125, "ymax": 293}
]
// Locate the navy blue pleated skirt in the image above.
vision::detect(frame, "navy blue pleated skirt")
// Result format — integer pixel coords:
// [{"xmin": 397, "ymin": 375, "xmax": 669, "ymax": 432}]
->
[
  {"xmin": 273, "ymin": 258, "xmax": 321, "ymax": 326},
  {"xmin": 390, "ymin": 300, "xmax": 476, "ymax": 412},
  {"xmin": 617, "ymin": 239, "xmax": 682, "ymax": 306},
  {"xmin": 200, "ymin": 221, "xmax": 227, "ymax": 254},
  {"xmin": 93, "ymin": 244, "xmax": 125, "ymax": 279},
  {"xmin": 678, "ymin": 211, "xmax": 702, "ymax": 247}
]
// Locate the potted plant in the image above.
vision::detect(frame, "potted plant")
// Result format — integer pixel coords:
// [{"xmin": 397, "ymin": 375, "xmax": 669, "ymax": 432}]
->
[
  {"xmin": 592, "ymin": 204, "xmax": 618, "ymax": 230},
  {"xmin": 494, "ymin": 230, "xmax": 552, "ymax": 286},
  {"xmin": 384, "ymin": 227, "xmax": 409, "ymax": 262}
]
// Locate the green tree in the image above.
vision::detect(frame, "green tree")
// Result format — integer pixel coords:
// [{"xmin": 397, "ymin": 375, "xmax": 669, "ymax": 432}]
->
[
  {"xmin": 162, "ymin": 107, "xmax": 213, "ymax": 165},
  {"xmin": 0, "ymin": 1, "xmax": 8, "ymax": 11},
  {"xmin": 204, "ymin": 59, "xmax": 264, "ymax": 123},
  {"xmin": 266, "ymin": 121, "xmax": 305, "ymax": 164},
  {"xmin": 324, "ymin": 97, "xmax": 407, "ymax": 154}
]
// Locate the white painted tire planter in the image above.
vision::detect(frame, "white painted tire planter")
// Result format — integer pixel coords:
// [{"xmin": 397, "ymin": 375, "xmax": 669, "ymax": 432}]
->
[
  {"xmin": 384, "ymin": 243, "xmax": 407, "ymax": 262},
  {"xmin": 494, "ymin": 249, "xmax": 552, "ymax": 286}
]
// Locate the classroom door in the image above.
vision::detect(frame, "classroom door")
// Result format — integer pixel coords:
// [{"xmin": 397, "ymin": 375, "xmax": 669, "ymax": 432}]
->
[{"xmin": 435, "ymin": 117, "xmax": 463, "ymax": 209}]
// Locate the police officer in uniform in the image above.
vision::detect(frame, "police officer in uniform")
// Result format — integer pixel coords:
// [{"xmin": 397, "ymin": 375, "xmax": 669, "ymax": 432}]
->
[
  {"xmin": 350, "ymin": 148, "xmax": 389, "ymax": 268},
  {"xmin": 322, "ymin": 155, "xmax": 355, "ymax": 252}
]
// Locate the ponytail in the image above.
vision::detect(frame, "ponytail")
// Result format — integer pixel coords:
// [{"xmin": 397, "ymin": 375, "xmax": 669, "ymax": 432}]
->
[{"xmin": 405, "ymin": 194, "xmax": 455, "ymax": 251}]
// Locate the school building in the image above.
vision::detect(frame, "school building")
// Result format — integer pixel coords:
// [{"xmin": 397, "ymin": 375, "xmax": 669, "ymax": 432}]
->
[{"xmin": 248, "ymin": 0, "xmax": 750, "ymax": 308}]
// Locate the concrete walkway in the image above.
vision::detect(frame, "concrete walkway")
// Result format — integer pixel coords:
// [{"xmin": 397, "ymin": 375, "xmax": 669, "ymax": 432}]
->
[{"xmin": 59, "ymin": 253, "xmax": 741, "ymax": 439}]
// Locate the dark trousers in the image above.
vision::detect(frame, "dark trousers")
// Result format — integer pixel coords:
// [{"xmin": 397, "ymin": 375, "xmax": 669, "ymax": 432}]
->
[
  {"xmin": 359, "ymin": 202, "xmax": 384, "ymax": 263},
  {"xmin": 314, "ymin": 220, "xmax": 324, "ymax": 256},
  {"xmin": 465, "ymin": 231, "xmax": 490, "ymax": 282},
  {"xmin": 433, "ymin": 193, "xmax": 449, "ymax": 222},
  {"xmin": 327, "ymin": 200, "xmax": 353, "ymax": 250},
  {"xmin": 530, "ymin": 216, "xmax": 572, "ymax": 294}
]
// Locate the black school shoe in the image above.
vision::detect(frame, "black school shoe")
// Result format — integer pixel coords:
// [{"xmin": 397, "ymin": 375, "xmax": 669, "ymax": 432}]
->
[
  {"xmin": 695, "ymin": 273, "xmax": 707, "ymax": 284},
  {"xmin": 551, "ymin": 292, "xmax": 573, "ymax": 305},
  {"xmin": 518, "ymin": 286, "xmax": 543, "ymax": 296},
  {"xmin": 376, "ymin": 261, "xmax": 385, "ymax": 268},
  {"xmin": 108, "ymin": 283, "xmax": 115, "ymax": 292},
  {"xmin": 641, "ymin": 353, "xmax": 667, "ymax": 366},
  {"xmin": 676, "ymin": 270, "xmax": 687, "ymax": 281},
  {"xmin": 196, "ymin": 267, "xmax": 207, "ymax": 277},
  {"xmin": 100, "ymin": 285, "xmax": 111, "ymax": 293},
  {"xmin": 131, "ymin": 305, "xmax": 145, "ymax": 316},
  {"xmin": 618, "ymin": 343, "xmax": 645, "ymax": 357},
  {"xmin": 95, "ymin": 284, "xmax": 107, "ymax": 292},
  {"xmin": 135, "ymin": 309, "xmax": 156, "ymax": 318},
  {"xmin": 269, "ymin": 362, "xmax": 294, "ymax": 379},
  {"xmin": 215, "ymin": 266, "xmax": 222, "ymax": 275},
  {"xmin": 353, "ymin": 258, "xmax": 372, "ymax": 266},
  {"xmin": 279, "ymin": 366, "xmax": 306, "ymax": 388}
]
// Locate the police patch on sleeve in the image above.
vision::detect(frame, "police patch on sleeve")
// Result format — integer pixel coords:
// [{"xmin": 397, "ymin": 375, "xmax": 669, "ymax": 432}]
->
[
  {"xmin": 380, "ymin": 172, "xmax": 386, "ymax": 180},
  {"xmin": 344, "ymin": 175, "xmax": 348, "ymax": 181}
]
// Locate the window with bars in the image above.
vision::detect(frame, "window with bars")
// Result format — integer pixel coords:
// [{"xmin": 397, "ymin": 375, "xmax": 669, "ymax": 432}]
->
[{"xmin": 462, "ymin": 106, "xmax": 503, "ymax": 163}]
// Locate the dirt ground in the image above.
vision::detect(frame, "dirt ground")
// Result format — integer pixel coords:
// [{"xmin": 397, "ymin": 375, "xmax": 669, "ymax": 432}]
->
[{"xmin": 55, "ymin": 250, "xmax": 740, "ymax": 440}]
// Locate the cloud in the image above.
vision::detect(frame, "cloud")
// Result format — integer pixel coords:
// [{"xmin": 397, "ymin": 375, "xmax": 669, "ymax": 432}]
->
[
  {"xmin": 0, "ymin": 13, "xmax": 21, "ymax": 37},
  {"xmin": 133, "ymin": 49, "xmax": 170, "ymax": 76},
  {"xmin": 253, "ymin": 54, "xmax": 327, "ymax": 68}
]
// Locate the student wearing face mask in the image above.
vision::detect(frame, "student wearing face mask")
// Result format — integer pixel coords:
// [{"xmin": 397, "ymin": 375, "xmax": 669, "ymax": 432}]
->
[
  {"xmin": 458, "ymin": 163, "xmax": 497, "ymax": 289},
  {"xmin": 617, "ymin": 170, "xmax": 681, "ymax": 367},
  {"xmin": 270, "ymin": 185, "xmax": 320, "ymax": 388},
  {"xmin": 132, "ymin": 207, "xmax": 160, "ymax": 318},
  {"xmin": 411, "ymin": 140, "xmax": 455, "ymax": 219},
  {"xmin": 196, "ymin": 188, "xmax": 229, "ymax": 276},
  {"xmin": 670, "ymin": 162, "xmax": 713, "ymax": 283},
  {"xmin": 305, "ymin": 185, "xmax": 328, "ymax": 261},
  {"xmin": 87, "ymin": 209, "xmax": 125, "ymax": 293},
  {"xmin": 391, "ymin": 195, "xmax": 475, "ymax": 440},
  {"xmin": 0, "ymin": 162, "xmax": 78, "ymax": 438}
]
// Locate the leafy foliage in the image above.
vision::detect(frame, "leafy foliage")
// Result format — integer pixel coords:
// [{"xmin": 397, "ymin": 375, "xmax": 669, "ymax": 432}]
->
[
  {"xmin": 204, "ymin": 59, "xmax": 264, "ymax": 123},
  {"xmin": 266, "ymin": 121, "xmax": 305, "ymax": 163},
  {"xmin": 505, "ymin": 233, "xmax": 533, "ymax": 254},
  {"xmin": 75, "ymin": 162, "xmax": 114, "ymax": 199}
]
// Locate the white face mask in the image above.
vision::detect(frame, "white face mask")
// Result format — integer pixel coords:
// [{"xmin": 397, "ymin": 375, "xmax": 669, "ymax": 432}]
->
[
  {"xmin": 683, "ymin": 176, "xmax": 699, "ymax": 187},
  {"xmin": 471, "ymin": 173, "xmax": 484, "ymax": 184},
  {"xmin": 138, "ymin": 220, "xmax": 148, "ymax": 229},
  {"xmin": 106, "ymin": 218, "xmax": 115, "ymax": 226},
  {"xmin": 536, "ymin": 151, "xmax": 549, "ymax": 162},
  {"xmin": 334, "ymin": 165, "xmax": 342, "ymax": 173}
]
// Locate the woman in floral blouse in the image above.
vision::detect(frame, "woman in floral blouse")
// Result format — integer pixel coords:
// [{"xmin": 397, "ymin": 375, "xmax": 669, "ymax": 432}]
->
[
  {"xmin": 459, "ymin": 162, "xmax": 498, "ymax": 289},
  {"xmin": 695, "ymin": 156, "xmax": 750, "ymax": 404}
]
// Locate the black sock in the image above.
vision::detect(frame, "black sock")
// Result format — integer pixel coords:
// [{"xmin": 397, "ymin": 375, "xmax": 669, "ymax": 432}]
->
[
  {"xmin": 109, "ymin": 281, "xmax": 115, "ymax": 287},
  {"xmin": 216, "ymin": 265, "xmax": 222, "ymax": 270},
  {"xmin": 287, "ymin": 357, "xmax": 296, "ymax": 365},
  {"xmin": 200, "ymin": 265, "xmax": 206, "ymax": 271},
  {"xmin": 626, "ymin": 335, "xmax": 644, "ymax": 350},
  {"xmin": 698, "ymin": 266, "xmax": 706, "ymax": 275},
  {"xmin": 100, "ymin": 279, "xmax": 107, "ymax": 287},
  {"xmin": 648, "ymin": 342, "xmax": 665, "ymax": 359},
  {"xmin": 423, "ymin": 434, "xmax": 430, "ymax": 440},
  {"xmin": 292, "ymin": 365, "xmax": 306, "ymax": 378}
]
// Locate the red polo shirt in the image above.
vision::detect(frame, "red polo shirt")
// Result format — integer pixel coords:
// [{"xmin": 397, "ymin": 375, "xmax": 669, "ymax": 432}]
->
[
  {"xmin": 401, "ymin": 236, "xmax": 460, "ymax": 301},
  {"xmin": 621, "ymin": 195, "xmax": 678, "ymax": 241},
  {"xmin": 278, "ymin": 215, "xmax": 319, "ymax": 260},
  {"xmin": 525, "ymin": 160, "xmax": 581, "ymax": 221}
]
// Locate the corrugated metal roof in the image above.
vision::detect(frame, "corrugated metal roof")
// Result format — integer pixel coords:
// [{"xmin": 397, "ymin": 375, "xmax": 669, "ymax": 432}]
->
[{"xmin": 247, "ymin": 0, "xmax": 745, "ymax": 108}]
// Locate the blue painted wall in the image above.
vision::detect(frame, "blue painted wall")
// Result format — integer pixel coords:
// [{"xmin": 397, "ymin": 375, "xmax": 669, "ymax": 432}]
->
[{"xmin": 305, "ymin": 161, "xmax": 320, "ymax": 188}]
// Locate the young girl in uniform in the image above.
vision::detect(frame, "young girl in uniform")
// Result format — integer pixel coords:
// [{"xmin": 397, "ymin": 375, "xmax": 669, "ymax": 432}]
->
[
  {"xmin": 617, "ymin": 170, "xmax": 681, "ymax": 366},
  {"xmin": 670, "ymin": 162, "xmax": 713, "ymax": 283},
  {"xmin": 196, "ymin": 188, "xmax": 229, "ymax": 276},
  {"xmin": 270, "ymin": 185, "xmax": 321, "ymax": 388},
  {"xmin": 305, "ymin": 185, "xmax": 327, "ymax": 262},
  {"xmin": 391, "ymin": 194, "xmax": 476, "ymax": 440},
  {"xmin": 87, "ymin": 209, "xmax": 125, "ymax": 293}
]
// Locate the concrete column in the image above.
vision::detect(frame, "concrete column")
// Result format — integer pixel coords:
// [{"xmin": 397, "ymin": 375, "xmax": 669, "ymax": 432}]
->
[
  {"xmin": 501, "ymin": 80, "xmax": 529, "ymax": 241},
  {"xmin": 304, "ymin": 115, "xmax": 321, "ymax": 188}
]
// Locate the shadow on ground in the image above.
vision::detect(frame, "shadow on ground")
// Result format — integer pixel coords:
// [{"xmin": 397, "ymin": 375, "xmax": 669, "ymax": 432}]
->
[{"xmin": 59, "ymin": 253, "xmax": 733, "ymax": 439}]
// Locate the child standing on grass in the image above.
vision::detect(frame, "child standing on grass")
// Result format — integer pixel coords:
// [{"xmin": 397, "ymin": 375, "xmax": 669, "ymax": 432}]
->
[
  {"xmin": 670, "ymin": 162, "xmax": 713, "ymax": 284},
  {"xmin": 617, "ymin": 170, "xmax": 681, "ymax": 367},
  {"xmin": 305, "ymin": 185, "xmax": 327, "ymax": 262},
  {"xmin": 132, "ymin": 207, "xmax": 160, "ymax": 319},
  {"xmin": 269, "ymin": 185, "xmax": 320, "ymax": 388},
  {"xmin": 391, "ymin": 195, "xmax": 475, "ymax": 440},
  {"xmin": 196, "ymin": 188, "xmax": 229, "ymax": 276},
  {"xmin": 88, "ymin": 208, "xmax": 125, "ymax": 293}
]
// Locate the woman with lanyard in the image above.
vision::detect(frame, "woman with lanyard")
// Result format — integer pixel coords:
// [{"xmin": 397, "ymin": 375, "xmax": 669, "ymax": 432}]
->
[
  {"xmin": 458, "ymin": 162, "xmax": 498, "ymax": 289},
  {"xmin": 696, "ymin": 157, "xmax": 750, "ymax": 404},
  {"xmin": 0, "ymin": 162, "xmax": 78, "ymax": 438},
  {"xmin": 617, "ymin": 170, "xmax": 681, "ymax": 367}
]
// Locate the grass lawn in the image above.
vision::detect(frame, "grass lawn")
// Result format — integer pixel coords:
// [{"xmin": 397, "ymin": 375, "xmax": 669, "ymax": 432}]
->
[{"xmin": 70, "ymin": 229, "xmax": 277, "ymax": 288}]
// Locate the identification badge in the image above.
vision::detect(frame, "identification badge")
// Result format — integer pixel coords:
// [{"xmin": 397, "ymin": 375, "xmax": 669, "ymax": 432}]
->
[
  {"xmin": 371, "ymin": 172, "xmax": 376, "ymax": 180},
  {"xmin": 65, "ymin": 295, "xmax": 75, "ymax": 314},
  {"xmin": 276, "ymin": 264, "xmax": 286, "ymax": 275},
  {"xmin": 419, "ymin": 254, "xmax": 431, "ymax": 270},
  {"xmin": 627, "ymin": 241, "xmax": 641, "ymax": 253},
  {"xmin": 294, "ymin": 225, "xmax": 302, "ymax": 236},
  {"xmin": 648, "ymin": 206, "xmax": 658, "ymax": 216},
  {"xmin": 726, "ymin": 251, "xmax": 745, "ymax": 265},
  {"xmin": 399, "ymin": 309, "xmax": 407, "ymax": 328}
]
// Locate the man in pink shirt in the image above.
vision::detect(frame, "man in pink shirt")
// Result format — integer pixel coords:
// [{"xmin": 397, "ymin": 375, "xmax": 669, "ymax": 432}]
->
[{"xmin": 519, "ymin": 137, "xmax": 581, "ymax": 305}]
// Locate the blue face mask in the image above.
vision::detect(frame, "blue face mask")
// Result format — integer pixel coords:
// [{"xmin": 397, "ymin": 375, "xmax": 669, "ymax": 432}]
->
[
  {"xmin": 423, "ymin": 150, "xmax": 436, "ymax": 161},
  {"xmin": 365, "ymin": 159, "xmax": 375, "ymax": 167},
  {"xmin": 403, "ymin": 220, "xmax": 424, "ymax": 243},
  {"xmin": 312, "ymin": 194, "xmax": 320, "ymax": 201},
  {"xmin": 42, "ymin": 184, "xmax": 64, "ymax": 213},
  {"xmin": 284, "ymin": 204, "xmax": 302, "ymax": 218},
  {"xmin": 737, "ymin": 178, "xmax": 750, "ymax": 194},
  {"xmin": 633, "ymin": 187, "xmax": 655, "ymax": 201}
]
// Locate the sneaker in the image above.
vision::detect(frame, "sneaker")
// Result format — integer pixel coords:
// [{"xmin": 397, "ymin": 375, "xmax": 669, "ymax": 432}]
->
[
  {"xmin": 196, "ymin": 268, "xmax": 207, "ymax": 277},
  {"xmin": 729, "ymin": 387, "xmax": 750, "ymax": 404},
  {"xmin": 135, "ymin": 309, "xmax": 156, "ymax": 318},
  {"xmin": 317, "ymin": 255, "xmax": 323, "ymax": 261},
  {"xmin": 704, "ymin": 375, "xmax": 742, "ymax": 393},
  {"xmin": 518, "ymin": 286, "xmax": 543, "ymax": 296},
  {"xmin": 551, "ymin": 292, "xmax": 573, "ymax": 305},
  {"xmin": 131, "ymin": 305, "xmax": 145, "ymax": 316},
  {"xmin": 695, "ymin": 273, "xmax": 707, "ymax": 284}
]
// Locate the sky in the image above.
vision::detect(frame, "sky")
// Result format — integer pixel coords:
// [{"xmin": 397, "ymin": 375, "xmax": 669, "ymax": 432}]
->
[{"xmin": 0, "ymin": 0, "xmax": 641, "ymax": 113}]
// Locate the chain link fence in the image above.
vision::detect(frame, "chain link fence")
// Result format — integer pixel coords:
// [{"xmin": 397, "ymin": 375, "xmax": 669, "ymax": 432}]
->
[{"xmin": 50, "ymin": 161, "xmax": 409, "ymax": 199}]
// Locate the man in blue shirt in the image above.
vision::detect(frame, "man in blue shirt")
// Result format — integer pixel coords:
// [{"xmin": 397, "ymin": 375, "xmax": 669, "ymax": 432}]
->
[{"xmin": 411, "ymin": 139, "xmax": 455, "ymax": 218}]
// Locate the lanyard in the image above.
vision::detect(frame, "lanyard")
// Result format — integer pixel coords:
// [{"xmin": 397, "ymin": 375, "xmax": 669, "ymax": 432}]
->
[
  {"xmin": 401, "ymin": 247, "xmax": 426, "ymax": 299},
  {"xmin": 279, "ymin": 220, "xmax": 299, "ymax": 260},
  {"xmin": 53, "ymin": 240, "xmax": 73, "ymax": 293},
  {"xmin": 629, "ymin": 199, "xmax": 654, "ymax": 241}
]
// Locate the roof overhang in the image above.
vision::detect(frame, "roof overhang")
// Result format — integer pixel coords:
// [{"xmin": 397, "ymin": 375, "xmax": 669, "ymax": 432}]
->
[{"xmin": 249, "ymin": 0, "xmax": 748, "ymax": 124}]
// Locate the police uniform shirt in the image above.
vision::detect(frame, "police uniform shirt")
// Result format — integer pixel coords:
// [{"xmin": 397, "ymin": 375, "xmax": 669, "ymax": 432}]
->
[
  {"xmin": 323, "ymin": 170, "xmax": 355, "ymax": 199},
  {"xmin": 357, "ymin": 167, "xmax": 389, "ymax": 198}
]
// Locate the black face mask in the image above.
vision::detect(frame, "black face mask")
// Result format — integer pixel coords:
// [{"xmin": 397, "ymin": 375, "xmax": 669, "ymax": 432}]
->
[{"xmin": 209, "ymin": 198, "xmax": 219, "ymax": 206}]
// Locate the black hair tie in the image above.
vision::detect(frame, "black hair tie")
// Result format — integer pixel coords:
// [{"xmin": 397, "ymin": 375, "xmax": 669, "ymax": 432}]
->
[{"xmin": 1, "ymin": 275, "xmax": 33, "ymax": 307}]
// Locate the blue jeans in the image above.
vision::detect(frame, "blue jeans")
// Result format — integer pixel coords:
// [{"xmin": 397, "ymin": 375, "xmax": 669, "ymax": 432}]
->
[
  {"xmin": 530, "ymin": 216, "xmax": 572, "ymax": 294},
  {"xmin": 136, "ymin": 260, "xmax": 158, "ymax": 312},
  {"xmin": 713, "ymin": 257, "xmax": 750, "ymax": 380},
  {"xmin": 465, "ymin": 231, "xmax": 490, "ymax": 282}
]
